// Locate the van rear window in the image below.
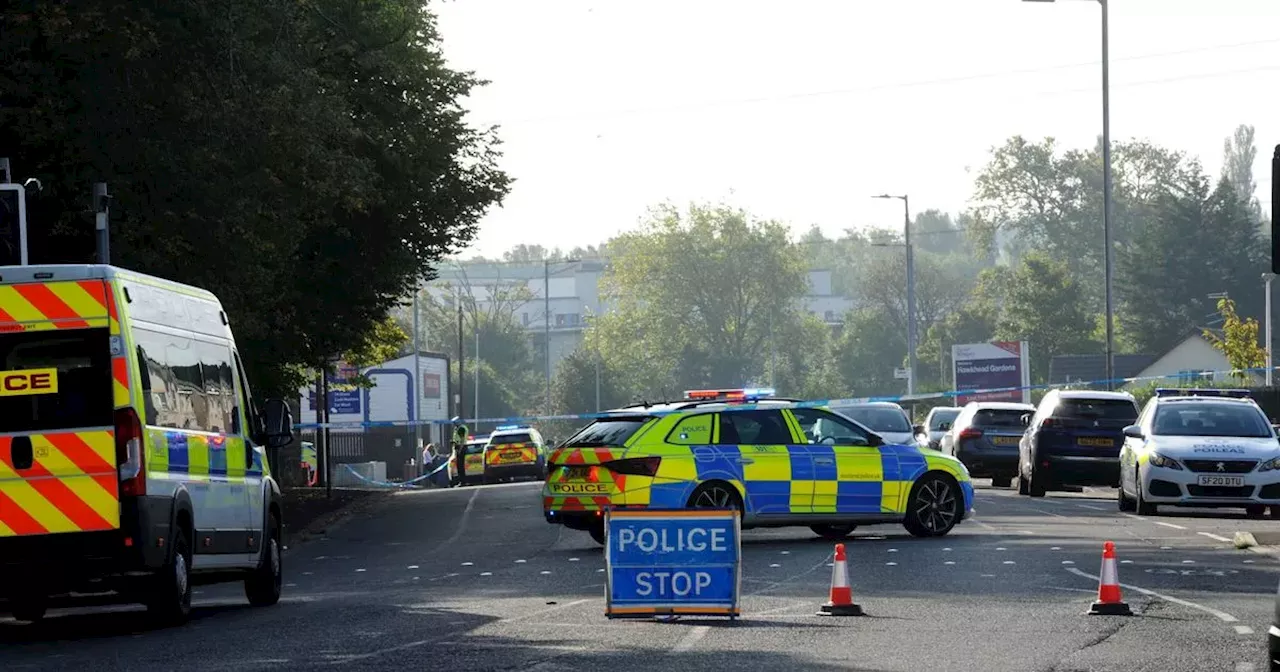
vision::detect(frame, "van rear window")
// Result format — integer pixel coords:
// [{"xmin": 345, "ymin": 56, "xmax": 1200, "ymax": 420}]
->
[{"xmin": 0, "ymin": 328, "xmax": 114, "ymax": 433}]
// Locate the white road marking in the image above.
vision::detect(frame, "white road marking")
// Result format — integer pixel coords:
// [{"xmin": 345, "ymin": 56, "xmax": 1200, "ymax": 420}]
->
[
  {"xmin": 980, "ymin": 574, "xmax": 996, "ymax": 577},
  {"xmin": 285, "ymin": 583, "xmax": 297, "ymax": 587},
  {"xmin": 943, "ymin": 547, "xmax": 953, "ymax": 552},
  {"xmin": 540, "ymin": 571, "xmax": 552, "ymax": 575},
  {"xmin": 596, "ymin": 568, "xmax": 605, "ymax": 573},
  {"xmin": 1066, "ymin": 567, "xmax": 1239, "ymax": 623},
  {"xmin": 888, "ymin": 548, "xmax": 898, "ymax": 553},
  {"xmin": 1047, "ymin": 586, "xmax": 1096, "ymax": 594},
  {"xmin": 1075, "ymin": 503, "xmax": 1106, "ymax": 511},
  {"xmin": 671, "ymin": 625, "xmax": 711, "ymax": 653},
  {"xmin": 1120, "ymin": 560, "xmax": 1133, "ymax": 564},
  {"xmin": 1026, "ymin": 507, "xmax": 1069, "ymax": 518},
  {"xmin": 1181, "ymin": 560, "xmax": 1196, "ymax": 564},
  {"xmin": 944, "ymin": 561, "xmax": 956, "ymax": 565},
  {"xmin": 1153, "ymin": 521, "xmax": 1187, "ymax": 530},
  {"xmin": 1244, "ymin": 560, "xmax": 1256, "ymax": 564},
  {"xmin": 826, "ymin": 563, "xmax": 834, "ymax": 567},
  {"xmin": 569, "ymin": 558, "xmax": 580, "ymax": 562},
  {"xmin": 770, "ymin": 563, "xmax": 781, "ymax": 568},
  {"xmin": 480, "ymin": 572, "xmax": 492, "ymax": 577},
  {"xmin": 996, "ymin": 547, "xmax": 1007, "ymax": 551},
  {"xmin": 1050, "ymin": 547, "xmax": 1062, "ymax": 551},
  {"xmin": 303, "ymin": 571, "xmax": 313, "ymax": 576},
  {"xmin": 1160, "ymin": 546, "xmax": 1173, "ymax": 550},
  {"xmin": 407, "ymin": 565, "xmax": 419, "ymax": 570},
  {"xmin": 515, "ymin": 559, "xmax": 527, "ymax": 564},
  {"xmin": 1003, "ymin": 561, "xmax": 1016, "ymax": 565},
  {"xmin": 972, "ymin": 520, "xmax": 998, "ymax": 531},
  {"xmin": 1234, "ymin": 625, "xmax": 1255, "ymax": 635},
  {"xmin": 780, "ymin": 551, "xmax": 790, "ymax": 555},
  {"xmin": 461, "ymin": 562, "xmax": 474, "ymax": 566},
  {"xmin": 1199, "ymin": 532, "xmax": 1233, "ymax": 543},
  {"xmin": 886, "ymin": 562, "xmax": 898, "ymax": 566},
  {"xmin": 355, "ymin": 568, "xmax": 366, "ymax": 573},
  {"xmin": 1062, "ymin": 561, "xmax": 1075, "ymax": 565}
]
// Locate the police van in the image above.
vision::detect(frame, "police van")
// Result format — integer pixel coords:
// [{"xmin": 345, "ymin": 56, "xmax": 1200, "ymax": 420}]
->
[{"xmin": 0, "ymin": 264, "xmax": 294, "ymax": 625}]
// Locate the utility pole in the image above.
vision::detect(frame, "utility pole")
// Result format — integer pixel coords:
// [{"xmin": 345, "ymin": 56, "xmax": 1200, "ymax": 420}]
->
[
  {"xmin": 93, "ymin": 182, "xmax": 111, "ymax": 264},
  {"xmin": 474, "ymin": 328, "xmax": 480, "ymax": 424},
  {"xmin": 320, "ymin": 370, "xmax": 332, "ymax": 499},
  {"xmin": 544, "ymin": 259, "xmax": 552, "ymax": 415},
  {"xmin": 412, "ymin": 287, "xmax": 421, "ymax": 455},
  {"xmin": 1266, "ymin": 273, "xmax": 1274, "ymax": 387},
  {"xmin": 873, "ymin": 194, "xmax": 916, "ymax": 396},
  {"xmin": 457, "ymin": 292, "xmax": 465, "ymax": 421}
]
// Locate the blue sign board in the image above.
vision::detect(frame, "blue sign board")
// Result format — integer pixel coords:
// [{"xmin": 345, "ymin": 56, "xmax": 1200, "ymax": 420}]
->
[
  {"xmin": 307, "ymin": 389, "xmax": 362, "ymax": 415},
  {"xmin": 605, "ymin": 509, "xmax": 741, "ymax": 619}
]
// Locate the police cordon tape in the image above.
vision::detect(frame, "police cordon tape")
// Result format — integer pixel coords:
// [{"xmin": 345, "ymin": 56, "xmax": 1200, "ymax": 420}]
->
[
  {"xmin": 294, "ymin": 365, "xmax": 1276, "ymax": 431},
  {"xmin": 338, "ymin": 458, "xmax": 453, "ymax": 490}
]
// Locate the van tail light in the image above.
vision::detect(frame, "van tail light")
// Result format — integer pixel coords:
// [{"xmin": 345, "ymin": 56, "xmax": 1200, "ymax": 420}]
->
[
  {"xmin": 116, "ymin": 407, "xmax": 146, "ymax": 497},
  {"xmin": 958, "ymin": 427, "xmax": 983, "ymax": 441},
  {"xmin": 604, "ymin": 457, "xmax": 662, "ymax": 477}
]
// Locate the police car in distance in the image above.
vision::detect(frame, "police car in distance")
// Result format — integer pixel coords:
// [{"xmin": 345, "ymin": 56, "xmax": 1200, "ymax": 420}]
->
[
  {"xmin": 543, "ymin": 388, "xmax": 974, "ymax": 545},
  {"xmin": 484, "ymin": 424, "xmax": 547, "ymax": 483},
  {"xmin": 1119, "ymin": 389, "xmax": 1280, "ymax": 517},
  {"xmin": 448, "ymin": 434, "xmax": 488, "ymax": 486}
]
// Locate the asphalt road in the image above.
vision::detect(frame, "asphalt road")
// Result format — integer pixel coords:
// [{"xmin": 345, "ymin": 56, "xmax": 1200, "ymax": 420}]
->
[{"xmin": 3, "ymin": 481, "xmax": 1280, "ymax": 672}]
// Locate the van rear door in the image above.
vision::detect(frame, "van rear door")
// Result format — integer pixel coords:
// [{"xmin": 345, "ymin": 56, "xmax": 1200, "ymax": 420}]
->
[{"xmin": 0, "ymin": 280, "xmax": 121, "ymax": 537}]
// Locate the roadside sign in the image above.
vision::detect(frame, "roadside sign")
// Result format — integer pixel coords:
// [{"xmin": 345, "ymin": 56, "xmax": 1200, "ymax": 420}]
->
[
  {"xmin": 894, "ymin": 367, "xmax": 910, "ymax": 380},
  {"xmin": 604, "ymin": 509, "xmax": 741, "ymax": 619}
]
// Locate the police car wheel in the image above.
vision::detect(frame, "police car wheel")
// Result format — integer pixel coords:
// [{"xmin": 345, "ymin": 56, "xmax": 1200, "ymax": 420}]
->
[
  {"xmin": 687, "ymin": 482, "xmax": 742, "ymax": 511},
  {"xmin": 147, "ymin": 525, "xmax": 193, "ymax": 625},
  {"xmin": 810, "ymin": 524, "xmax": 857, "ymax": 540},
  {"xmin": 245, "ymin": 515, "xmax": 282, "ymax": 607},
  {"xmin": 1117, "ymin": 482, "xmax": 1136, "ymax": 512},
  {"xmin": 903, "ymin": 474, "xmax": 962, "ymax": 538},
  {"xmin": 1134, "ymin": 470, "xmax": 1157, "ymax": 516}
]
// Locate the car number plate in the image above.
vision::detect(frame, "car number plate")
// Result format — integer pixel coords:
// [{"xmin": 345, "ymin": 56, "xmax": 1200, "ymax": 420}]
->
[
  {"xmin": 1077, "ymin": 437, "xmax": 1113, "ymax": 447},
  {"xmin": 565, "ymin": 466, "xmax": 591, "ymax": 479},
  {"xmin": 991, "ymin": 436, "xmax": 1020, "ymax": 445},
  {"xmin": 1196, "ymin": 475, "xmax": 1245, "ymax": 487},
  {"xmin": 501, "ymin": 450, "xmax": 522, "ymax": 460}
]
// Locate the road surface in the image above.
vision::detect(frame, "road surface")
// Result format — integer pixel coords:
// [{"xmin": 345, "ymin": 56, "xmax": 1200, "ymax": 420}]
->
[{"xmin": 3, "ymin": 481, "xmax": 1278, "ymax": 671}]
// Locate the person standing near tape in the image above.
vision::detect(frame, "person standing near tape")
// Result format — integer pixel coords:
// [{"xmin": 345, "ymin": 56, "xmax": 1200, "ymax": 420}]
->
[{"xmin": 451, "ymin": 416, "xmax": 469, "ymax": 487}]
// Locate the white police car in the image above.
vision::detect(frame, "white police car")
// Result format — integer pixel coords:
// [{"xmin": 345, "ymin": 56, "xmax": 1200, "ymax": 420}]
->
[{"xmin": 1118, "ymin": 389, "xmax": 1280, "ymax": 517}]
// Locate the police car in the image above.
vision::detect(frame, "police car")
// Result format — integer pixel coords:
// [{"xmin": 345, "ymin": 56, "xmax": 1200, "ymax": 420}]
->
[
  {"xmin": 483, "ymin": 425, "xmax": 547, "ymax": 483},
  {"xmin": 1118, "ymin": 389, "xmax": 1280, "ymax": 517},
  {"xmin": 448, "ymin": 434, "xmax": 488, "ymax": 486},
  {"xmin": 543, "ymin": 388, "xmax": 974, "ymax": 545}
]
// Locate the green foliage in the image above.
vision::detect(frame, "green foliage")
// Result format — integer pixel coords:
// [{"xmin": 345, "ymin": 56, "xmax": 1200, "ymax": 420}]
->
[
  {"xmin": 0, "ymin": 1, "xmax": 509, "ymax": 397},
  {"xmin": 591, "ymin": 202, "xmax": 812, "ymax": 399},
  {"xmin": 1203, "ymin": 298, "xmax": 1267, "ymax": 380},
  {"xmin": 994, "ymin": 251, "xmax": 1096, "ymax": 383},
  {"xmin": 550, "ymin": 347, "xmax": 629, "ymax": 414},
  {"xmin": 832, "ymin": 308, "xmax": 908, "ymax": 398}
]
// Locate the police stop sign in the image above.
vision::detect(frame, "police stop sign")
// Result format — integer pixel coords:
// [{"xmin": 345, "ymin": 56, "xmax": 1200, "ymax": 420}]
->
[{"xmin": 604, "ymin": 509, "xmax": 741, "ymax": 619}]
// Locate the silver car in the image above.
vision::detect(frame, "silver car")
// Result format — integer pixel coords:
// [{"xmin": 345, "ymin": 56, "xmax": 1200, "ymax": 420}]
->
[
  {"xmin": 830, "ymin": 401, "xmax": 923, "ymax": 446},
  {"xmin": 923, "ymin": 406, "xmax": 962, "ymax": 450}
]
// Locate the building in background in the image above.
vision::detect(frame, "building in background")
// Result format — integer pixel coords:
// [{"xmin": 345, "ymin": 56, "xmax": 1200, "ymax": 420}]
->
[{"xmin": 429, "ymin": 260, "xmax": 854, "ymax": 372}]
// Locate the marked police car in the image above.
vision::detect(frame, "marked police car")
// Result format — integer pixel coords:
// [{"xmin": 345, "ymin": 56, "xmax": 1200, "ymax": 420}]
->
[{"xmin": 1119, "ymin": 389, "xmax": 1280, "ymax": 517}]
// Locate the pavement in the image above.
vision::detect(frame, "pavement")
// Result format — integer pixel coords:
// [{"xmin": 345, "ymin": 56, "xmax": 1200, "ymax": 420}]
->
[{"xmin": 3, "ymin": 480, "xmax": 1279, "ymax": 672}]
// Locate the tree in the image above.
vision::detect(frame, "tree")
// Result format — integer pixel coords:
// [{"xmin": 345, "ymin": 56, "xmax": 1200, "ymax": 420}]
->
[
  {"xmin": 1222, "ymin": 124, "xmax": 1263, "ymax": 224},
  {"xmin": 832, "ymin": 309, "xmax": 908, "ymax": 397},
  {"xmin": 993, "ymin": 252, "xmax": 1096, "ymax": 383},
  {"xmin": 550, "ymin": 347, "xmax": 629, "ymax": 415},
  {"xmin": 1203, "ymin": 298, "xmax": 1267, "ymax": 381},
  {"xmin": 0, "ymin": 1, "xmax": 509, "ymax": 396},
  {"xmin": 913, "ymin": 210, "xmax": 965, "ymax": 256},
  {"xmin": 589, "ymin": 203, "xmax": 811, "ymax": 399}
]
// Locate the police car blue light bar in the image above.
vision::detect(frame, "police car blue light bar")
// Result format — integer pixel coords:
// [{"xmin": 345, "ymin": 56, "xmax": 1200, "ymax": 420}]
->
[
  {"xmin": 494, "ymin": 424, "xmax": 529, "ymax": 430},
  {"xmin": 684, "ymin": 388, "xmax": 777, "ymax": 401},
  {"xmin": 1153, "ymin": 388, "xmax": 1251, "ymax": 398}
]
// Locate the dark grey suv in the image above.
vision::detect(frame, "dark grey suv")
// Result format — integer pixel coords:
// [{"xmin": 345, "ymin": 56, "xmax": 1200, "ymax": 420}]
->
[{"xmin": 941, "ymin": 401, "xmax": 1036, "ymax": 488}]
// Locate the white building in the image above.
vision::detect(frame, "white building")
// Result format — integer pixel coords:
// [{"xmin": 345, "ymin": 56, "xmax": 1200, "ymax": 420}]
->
[
  {"xmin": 428, "ymin": 260, "xmax": 853, "ymax": 372},
  {"xmin": 1122, "ymin": 332, "xmax": 1264, "ymax": 389}
]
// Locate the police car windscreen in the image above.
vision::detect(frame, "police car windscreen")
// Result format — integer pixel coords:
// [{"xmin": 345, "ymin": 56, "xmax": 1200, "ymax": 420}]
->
[
  {"xmin": 0, "ymin": 328, "xmax": 114, "ymax": 433},
  {"xmin": 1153, "ymin": 403, "xmax": 1272, "ymax": 438},
  {"xmin": 490, "ymin": 433, "xmax": 533, "ymax": 446},
  {"xmin": 839, "ymin": 407, "xmax": 911, "ymax": 433},
  {"xmin": 562, "ymin": 417, "xmax": 651, "ymax": 448}
]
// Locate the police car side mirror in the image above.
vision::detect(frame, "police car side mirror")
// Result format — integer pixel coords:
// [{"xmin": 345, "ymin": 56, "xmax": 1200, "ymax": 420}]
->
[
  {"xmin": 867, "ymin": 433, "xmax": 884, "ymax": 447},
  {"xmin": 1122, "ymin": 425, "xmax": 1143, "ymax": 440},
  {"xmin": 263, "ymin": 398, "xmax": 295, "ymax": 448}
]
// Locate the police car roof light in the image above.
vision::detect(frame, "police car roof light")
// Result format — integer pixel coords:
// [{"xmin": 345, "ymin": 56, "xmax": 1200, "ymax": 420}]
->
[
  {"xmin": 683, "ymin": 388, "xmax": 777, "ymax": 401},
  {"xmin": 495, "ymin": 424, "xmax": 528, "ymax": 431},
  {"xmin": 1153, "ymin": 388, "xmax": 1251, "ymax": 399}
]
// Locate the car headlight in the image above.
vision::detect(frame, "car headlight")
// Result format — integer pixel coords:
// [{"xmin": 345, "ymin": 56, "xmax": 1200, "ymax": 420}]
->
[
  {"xmin": 1148, "ymin": 452, "xmax": 1183, "ymax": 470},
  {"xmin": 1258, "ymin": 456, "xmax": 1280, "ymax": 472}
]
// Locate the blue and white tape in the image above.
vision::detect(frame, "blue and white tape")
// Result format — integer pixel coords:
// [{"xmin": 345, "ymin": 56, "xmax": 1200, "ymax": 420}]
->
[
  {"xmin": 295, "ymin": 366, "xmax": 1274, "ymax": 431},
  {"xmin": 338, "ymin": 458, "xmax": 453, "ymax": 489}
]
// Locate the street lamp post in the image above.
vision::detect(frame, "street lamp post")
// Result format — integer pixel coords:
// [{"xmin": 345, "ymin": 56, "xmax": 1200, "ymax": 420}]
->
[
  {"xmin": 1265, "ymin": 273, "xmax": 1274, "ymax": 386},
  {"xmin": 543, "ymin": 258, "xmax": 582, "ymax": 415},
  {"xmin": 873, "ymin": 194, "xmax": 916, "ymax": 396},
  {"xmin": 1024, "ymin": 0, "xmax": 1115, "ymax": 389}
]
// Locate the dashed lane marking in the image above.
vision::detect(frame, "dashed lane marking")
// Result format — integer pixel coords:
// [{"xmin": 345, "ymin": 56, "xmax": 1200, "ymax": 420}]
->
[
  {"xmin": 569, "ymin": 558, "xmax": 580, "ymax": 562},
  {"xmin": 886, "ymin": 562, "xmax": 898, "ymax": 566},
  {"xmin": 355, "ymin": 569, "xmax": 366, "ymax": 573},
  {"xmin": 407, "ymin": 565, "xmax": 419, "ymax": 570},
  {"xmin": 770, "ymin": 563, "xmax": 782, "ymax": 568},
  {"xmin": 540, "ymin": 571, "xmax": 552, "ymax": 575},
  {"xmin": 1075, "ymin": 504, "xmax": 1106, "ymax": 511},
  {"xmin": 1065, "ymin": 567, "xmax": 1239, "ymax": 623},
  {"xmin": 780, "ymin": 551, "xmax": 790, "ymax": 555},
  {"xmin": 1050, "ymin": 547, "xmax": 1062, "ymax": 551},
  {"xmin": 1062, "ymin": 561, "xmax": 1075, "ymax": 565},
  {"xmin": 516, "ymin": 559, "xmax": 527, "ymax": 564},
  {"xmin": 1120, "ymin": 560, "xmax": 1133, "ymax": 564},
  {"xmin": 1244, "ymin": 560, "xmax": 1256, "ymax": 564},
  {"xmin": 1160, "ymin": 546, "xmax": 1173, "ymax": 550},
  {"xmin": 1199, "ymin": 532, "xmax": 1233, "ymax": 543},
  {"xmin": 944, "ymin": 561, "xmax": 956, "ymax": 565},
  {"xmin": 1182, "ymin": 560, "xmax": 1196, "ymax": 564},
  {"xmin": 943, "ymin": 548, "xmax": 953, "ymax": 552},
  {"xmin": 1234, "ymin": 625, "xmax": 1255, "ymax": 635},
  {"xmin": 461, "ymin": 562, "xmax": 474, "ymax": 566},
  {"xmin": 1153, "ymin": 521, "xmax": 1187, "ymax": 530},
  {"xmin": 888, "ymin": 548, "xmax": 898, "ymax": 553},
  {"xmin": 1002, "ymin": 561, "xmax": 1015, "ymax": 565},
  {"xmin": 671, "ymin": 626, "xmax": 710, "ymax": 654},
  {"xmin": 996, "ymin": 547, "xmax": 1007, "ymax": 551},
  {"xmin": 480, "ymin": 572, "xmax": 493, "ymax": 577}
]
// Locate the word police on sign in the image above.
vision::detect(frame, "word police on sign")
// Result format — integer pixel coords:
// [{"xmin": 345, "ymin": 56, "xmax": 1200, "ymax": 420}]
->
[{"xmin": 604, "ymin": 509, "xmax": 741, "ymax": 619}]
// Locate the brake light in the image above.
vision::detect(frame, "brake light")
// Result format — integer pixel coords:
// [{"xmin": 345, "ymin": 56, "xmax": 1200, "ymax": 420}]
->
[
  {"xmin": 604, "ymin": 457, "xmax": 662, "ymax": 476},
  {"xmin": 116, "ymin": 407, "xmax": 145, "ymax": 496},
  {"xmin": 1041, "ymin": 418, "xmax": 1058, "ymax": 428},
  {"xmin": 958, "ymin": 427, "xmax": 983, "ymax": 440}
]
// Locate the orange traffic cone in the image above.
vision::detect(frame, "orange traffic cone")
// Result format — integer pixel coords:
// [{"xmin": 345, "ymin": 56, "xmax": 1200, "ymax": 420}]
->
[
  {"xmin": 817, "ymin": 543, "xmax": 863, "ymax": 616},
  {"xmin": 1088, "ymin": 541, "xmax": 1132, "ymax": 616}
]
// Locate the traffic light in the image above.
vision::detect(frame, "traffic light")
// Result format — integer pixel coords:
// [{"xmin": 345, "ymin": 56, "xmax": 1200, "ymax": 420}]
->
[{"xmin": 0, "ymin": 185, "xmax": 26, "ymax": 266}]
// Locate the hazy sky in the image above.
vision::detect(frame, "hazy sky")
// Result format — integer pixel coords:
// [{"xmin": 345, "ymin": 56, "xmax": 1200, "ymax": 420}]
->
[{"xmin": 434, "ymin": 0, "xmax": 1280, "ymax": 259}]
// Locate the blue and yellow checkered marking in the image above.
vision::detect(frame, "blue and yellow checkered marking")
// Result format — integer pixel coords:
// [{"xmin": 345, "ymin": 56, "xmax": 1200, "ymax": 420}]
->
[{"xmin": 151, "ymin": 430, "xmax": 262, "ymax": 479}]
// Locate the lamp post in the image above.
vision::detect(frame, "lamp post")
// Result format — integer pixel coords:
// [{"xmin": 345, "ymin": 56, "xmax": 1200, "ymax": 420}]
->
[
  {"xmin": 1265, "ymin": 273, "xmax": 1274, "ymax": 386},
  {"xmin": 1023, "ymin": 0, "xmax": 1115, "ymax": 390},
  {"xmin": 873, "ymin": 194, "xmax": 916, "ymax": 396},
  {"xmin": 543, "ymin": 258, "xmax": 581, "ymax": 415}
]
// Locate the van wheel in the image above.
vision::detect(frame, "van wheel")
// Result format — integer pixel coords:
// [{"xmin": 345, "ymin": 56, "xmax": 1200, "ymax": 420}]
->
[
  {"xmin": 11, "ymin": 597, "xmax": 47, "ymax": 623},
  {"xmin": 811, "ymin": 524, "xmax": 857, "ymax": 540},
  {"xmin": 146, "ymin": 524, "xmax": 193, "ymax": 626},
  {"xmin": 245, "ymin": 515, "xmax": 282, "ymax": 607}
]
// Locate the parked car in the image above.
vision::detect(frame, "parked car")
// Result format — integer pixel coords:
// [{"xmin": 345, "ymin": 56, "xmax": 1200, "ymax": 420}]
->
[
  {"xmin": 829, "ymin": 401, "xmax": 923, "ymax": 446},
  {"xmin": 941, "ymin": 402, "xmax": 1035, "ymax": 487},
  {"xmin": 1018, "ymin": 389, "xmax": 1140, "ymax": 497},
  {"xmin": 923, "ymin": 406, "xmax": 962, "ymax": 450}
]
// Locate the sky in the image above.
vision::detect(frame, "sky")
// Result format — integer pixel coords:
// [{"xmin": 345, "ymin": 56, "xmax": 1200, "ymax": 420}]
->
[{"xmin": 433, "ymin": 0, "xmax": 1280, "ymax": 259}]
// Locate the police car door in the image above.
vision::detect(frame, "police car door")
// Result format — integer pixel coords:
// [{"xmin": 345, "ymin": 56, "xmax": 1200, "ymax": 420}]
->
[
  {"xmin": 714, "ymin": 409, "xmax": 802, "ymax": 515},
  {"xmin": 790, "ymin": 408, "xmax": 886, "ymax": 514}
]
